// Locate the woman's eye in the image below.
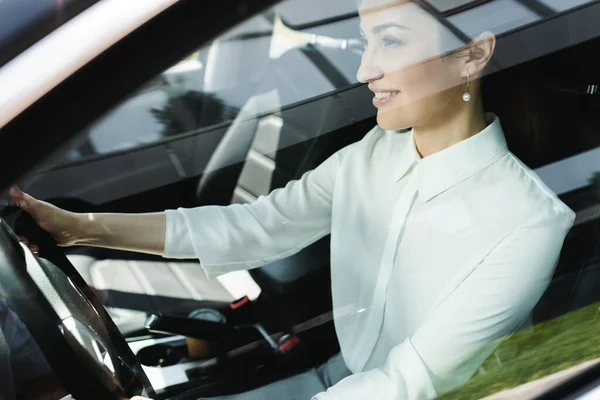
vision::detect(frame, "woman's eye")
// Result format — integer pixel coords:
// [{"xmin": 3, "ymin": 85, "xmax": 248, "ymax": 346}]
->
[{"xmin": 381, "ymin": 36, "xmax": 404, "ymax": 47}]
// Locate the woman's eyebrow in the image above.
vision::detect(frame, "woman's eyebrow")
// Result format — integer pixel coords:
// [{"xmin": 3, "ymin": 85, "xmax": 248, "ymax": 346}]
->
[{"xmin": 372, "ymin": 22, "xmax": 410, "ymax": 34}]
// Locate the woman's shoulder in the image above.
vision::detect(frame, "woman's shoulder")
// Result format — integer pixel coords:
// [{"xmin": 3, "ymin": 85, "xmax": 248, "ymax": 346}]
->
[{"xmin": 495, "ymin": 151, "xmax": 575, "ymax": 225}]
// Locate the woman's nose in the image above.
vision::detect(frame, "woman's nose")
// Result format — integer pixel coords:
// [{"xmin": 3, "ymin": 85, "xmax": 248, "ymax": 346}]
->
[{"xmin": 357, "ymin": 48, "xmax": 383, "ymax": 83}]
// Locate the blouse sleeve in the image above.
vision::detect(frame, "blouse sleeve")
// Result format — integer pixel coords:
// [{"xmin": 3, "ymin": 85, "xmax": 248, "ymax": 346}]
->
[{"xmin": 162, "ymin": 144, "xmax": 352, "ymax": 278}]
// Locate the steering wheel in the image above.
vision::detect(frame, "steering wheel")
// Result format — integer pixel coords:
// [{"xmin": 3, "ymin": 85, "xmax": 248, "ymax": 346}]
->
[{"xmin": 0, "ymin": 207, "xmax": 157, "ymax": 400}]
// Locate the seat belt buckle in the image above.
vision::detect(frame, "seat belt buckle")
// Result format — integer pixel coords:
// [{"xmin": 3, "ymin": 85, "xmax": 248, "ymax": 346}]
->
[
  {"xmin": 229, "ymin": 295, "xmax": 250, "ymax": 310},
  {"xmin": 277, "ymin": 334, "xmax": 301, "ymax": 354}
]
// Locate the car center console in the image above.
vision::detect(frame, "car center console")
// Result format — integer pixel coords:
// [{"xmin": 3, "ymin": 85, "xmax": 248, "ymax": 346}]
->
[{"xmin": 125, "ymin": 296, "xmax": 338, "ymax": 399}]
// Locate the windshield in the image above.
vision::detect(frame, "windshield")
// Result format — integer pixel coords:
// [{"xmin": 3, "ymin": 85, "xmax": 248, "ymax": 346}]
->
[{"xmin": 5, "ymin": 0, "xmax": 600, "ymax": 399}]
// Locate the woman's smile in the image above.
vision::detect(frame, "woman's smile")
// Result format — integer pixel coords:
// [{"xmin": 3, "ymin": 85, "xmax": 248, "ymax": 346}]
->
[{"xmin": 370, "ymin": 86, "xmax": 401, "ymax": 108}]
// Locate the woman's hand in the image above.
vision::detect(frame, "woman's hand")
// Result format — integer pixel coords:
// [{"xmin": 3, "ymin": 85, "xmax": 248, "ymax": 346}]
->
[
  {"xmin": 9, "ymin": 187, "xmax": 83, "ymax": 247},
  {"xmin": 10, "ymin": 187, "xmax": 167, "ymax": 255}
]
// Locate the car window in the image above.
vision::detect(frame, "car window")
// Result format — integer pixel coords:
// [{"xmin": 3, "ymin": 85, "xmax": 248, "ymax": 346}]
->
[
  {"xmin": 55, "ymin": 9, "xmax": 362, "ymax": 166},
  {"xmin": 11, "ymin": 0, "xmax": 600, "ymax": 399},
  {"xmin": 24, "ymin": 5, "xmax": 368, "ymax": 203},
  {"xmin": 0, "ymin": 0, "xmax": 99, "ymax": 69}
]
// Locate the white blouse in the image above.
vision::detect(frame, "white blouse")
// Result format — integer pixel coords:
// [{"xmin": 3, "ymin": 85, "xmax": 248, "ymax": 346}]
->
[{"xmin": 164, "ymin": 115, "xmax": 575, "ymax": 400}]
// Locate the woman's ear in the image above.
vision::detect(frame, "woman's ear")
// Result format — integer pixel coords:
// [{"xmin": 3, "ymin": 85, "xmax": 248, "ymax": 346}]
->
[{"xmin": 463, "ymin": 31, "xmax": 496, "ymax": 78}]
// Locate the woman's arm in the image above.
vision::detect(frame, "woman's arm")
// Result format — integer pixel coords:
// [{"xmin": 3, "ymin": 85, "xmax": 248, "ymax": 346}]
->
[
  {"xmin": 10, "ymin": 141, "xmax": 351, "ymax": 261},
  {"xmin": 10, "ymin": 187, "xmax": 167, "ymax": 255},
  {"xmin": 162, "ymin": 146, "xmax": 347, "ymax": 275},
  {"xmin": 77, "ymin": 211, "xmax": 167, "ymax": 255}
]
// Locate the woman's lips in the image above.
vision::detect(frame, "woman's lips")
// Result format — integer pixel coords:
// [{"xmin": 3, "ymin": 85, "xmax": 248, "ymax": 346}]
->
[{"xmin": 372, "ymin": 90, "xmax": 400, "ymax": 108}]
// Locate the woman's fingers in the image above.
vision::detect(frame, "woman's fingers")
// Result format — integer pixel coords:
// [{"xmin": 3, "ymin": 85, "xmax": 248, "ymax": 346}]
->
[
  {"xmin": 17, "ymin": 236, "xmax": 39, "ymax": 255},
  {"xmin": 8, "ymin": 186, "xmax": 80, "ymax": 247},
  {"xmin": 29, "ymin": 244, "xmax": 39, "ymax": 255},
  {"xmin": 9, "ymin": 186, "xmax": 23, "ymax": 199},
  {"xmin": 9, "ymin": 186, "xmax": 26, "ymax": 207},
  {"xmin": 9, "ymin": 186, "xmax": 37, "ymax": 211},
  {"xmin": 9, "ymin": 187, "xmax": 48, "ymax": 226}
]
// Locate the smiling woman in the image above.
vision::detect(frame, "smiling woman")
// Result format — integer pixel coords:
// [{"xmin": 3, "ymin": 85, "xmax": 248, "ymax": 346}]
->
[{"xmin": 357, "ymin": 0, "xmax": 493, "ymax": 154}]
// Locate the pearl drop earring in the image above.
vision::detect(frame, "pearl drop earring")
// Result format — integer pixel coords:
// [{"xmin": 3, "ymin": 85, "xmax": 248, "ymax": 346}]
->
[{"xmin": 462, "ymin": 70, "xmax": 471, "ymax": 102}]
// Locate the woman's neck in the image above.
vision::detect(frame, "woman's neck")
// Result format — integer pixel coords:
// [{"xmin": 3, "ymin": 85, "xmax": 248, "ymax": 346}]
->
[{"xmin": 412, "ymin": 100, "xmax": 487, "ymax": 158}]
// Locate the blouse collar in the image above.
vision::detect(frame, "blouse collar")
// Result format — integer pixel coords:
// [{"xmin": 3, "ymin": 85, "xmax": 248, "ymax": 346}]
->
[{"xmin": 394, "ymin": 113, "xmax": 509, "ymax": 202}]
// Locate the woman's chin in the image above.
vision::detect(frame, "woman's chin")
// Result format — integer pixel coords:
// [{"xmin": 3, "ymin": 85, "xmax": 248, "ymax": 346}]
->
[{"xmin": 376, "ymin": 111, "xmax": 411, "ymax": 131}]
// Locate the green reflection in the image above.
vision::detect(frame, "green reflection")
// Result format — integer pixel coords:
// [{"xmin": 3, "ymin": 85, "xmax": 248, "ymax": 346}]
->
[{"xmin": 442, "ymin": 302, "xmax": 600, "ymax": 399}]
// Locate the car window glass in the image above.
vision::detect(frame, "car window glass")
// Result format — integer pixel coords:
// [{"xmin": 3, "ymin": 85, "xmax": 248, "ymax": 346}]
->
[
  {"xmin": 540, "ymin": 0, "xmax": 593, "ymax": 11},
  {"xmin": 426, "ymin": 0, "xmax": 484, "ymax": 13},
  {"xmin": 12, "ymin": 0, "xmax": 600, "ymax": 399},
  {"xmin": 58, "ymin": 14, "xmax": 279, "ymax": 164},
  {"xmin": 50, "ymin": 6, "xmax": 368, "ymax": 172},
  {"xmin": 448, "ymin": 0, "xmax": 540, "ymax": 37}
]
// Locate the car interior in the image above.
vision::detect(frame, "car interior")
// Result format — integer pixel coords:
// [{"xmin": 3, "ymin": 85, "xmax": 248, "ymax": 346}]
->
[{"xmin": 3, "ymin": 0, "xmax": 600, "ymax": 399}]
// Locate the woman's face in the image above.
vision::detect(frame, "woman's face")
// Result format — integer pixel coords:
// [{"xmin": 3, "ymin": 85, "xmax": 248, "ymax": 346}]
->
[{"xmin": 358, "ymin": 0, "xmax": 466, "ymax": 130}]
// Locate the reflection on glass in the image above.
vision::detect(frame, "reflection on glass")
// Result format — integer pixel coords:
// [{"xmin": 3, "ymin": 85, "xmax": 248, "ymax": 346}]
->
[
  {"xmin": 275, "ymin": 0, "xmax": 358, "ymax": 26},
  {"xmin": 426, "ymin": 0, "xmax": 482, "ymax": 13},
  {"xmin": 448, "ymin": 0, "xmax": 539, "ymax": 37},
  {"xmin": 540, "ymin": 0, "xmax": 594, "ymax": 12},
  {"xmin": 150, "ymin": 79, "xmax": 239, "ymax": 138},
  {"xmin": 270, "ymin": 15, "xmax": 364, "ymax": 59}
]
